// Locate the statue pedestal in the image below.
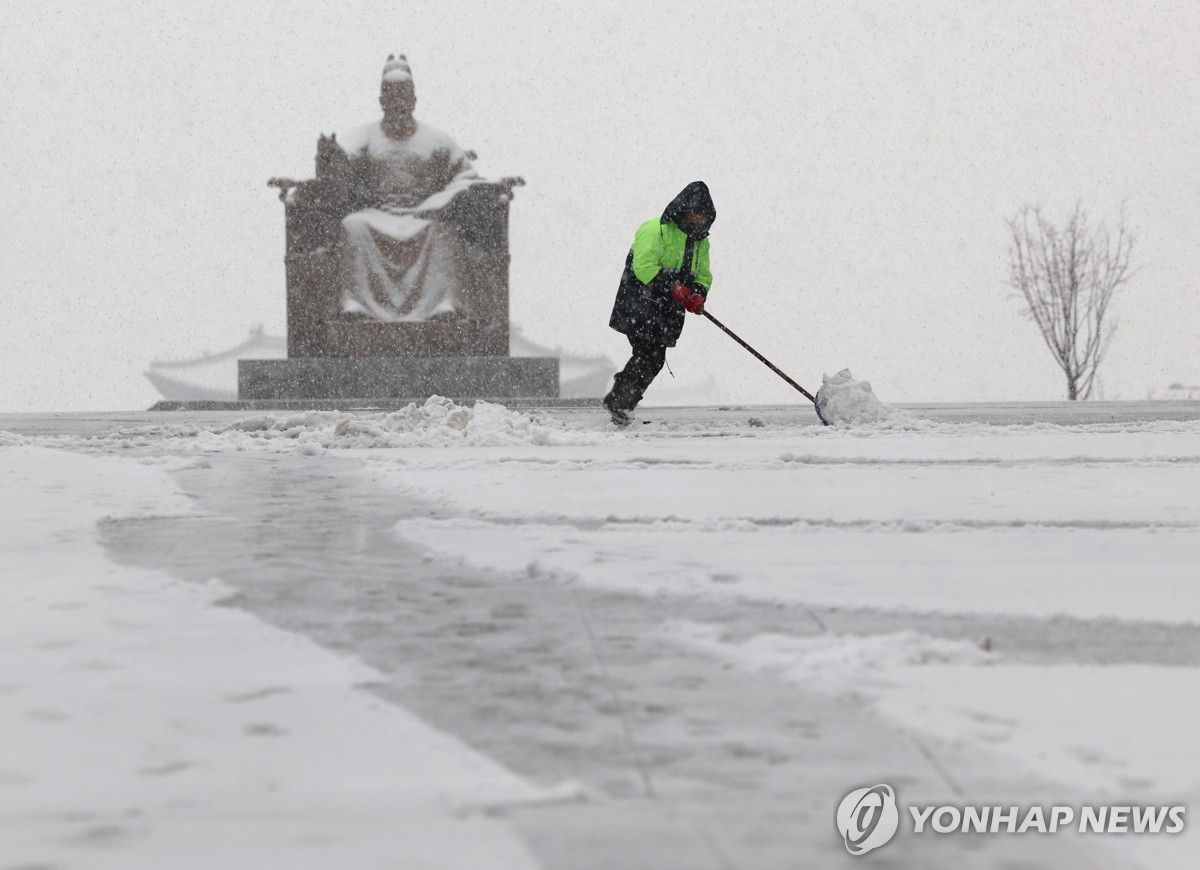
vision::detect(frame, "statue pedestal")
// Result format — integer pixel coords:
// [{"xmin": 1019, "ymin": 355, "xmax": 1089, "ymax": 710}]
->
[{"xmin": 238, "ymin": 356, "xmax": 558, "ymax": 401}]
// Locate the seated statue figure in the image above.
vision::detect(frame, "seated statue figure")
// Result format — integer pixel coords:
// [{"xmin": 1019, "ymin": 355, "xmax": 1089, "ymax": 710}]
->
[
  {"xmin": 337, "ymin": 55, "xmax": 482, "ymax": 322},
  {"xmin": 270, "ymin": 55, "xmax": 521, "ymax": 356}
]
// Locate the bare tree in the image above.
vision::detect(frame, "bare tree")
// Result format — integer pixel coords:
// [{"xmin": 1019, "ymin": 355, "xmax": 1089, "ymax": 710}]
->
[{"xmin": 1006, "ymin": 203, "xmax": 1137, "ymax": 400}]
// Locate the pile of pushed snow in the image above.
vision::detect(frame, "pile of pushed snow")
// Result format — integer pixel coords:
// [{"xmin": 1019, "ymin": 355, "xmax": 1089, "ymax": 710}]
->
[
  {"xmin": 816, "ymin": 368, "xmax": 909, "ymax": 426},
  {"xmin": 229, "ymin": 393, "xmax": 604, "ymax": 448},
  {"xmin": 661, "ymin": 621, "xmax": 992, "ymax": 692},
  {"xmin": 123, "ymin": 396, "xmax": 608, "ymax": 453}
]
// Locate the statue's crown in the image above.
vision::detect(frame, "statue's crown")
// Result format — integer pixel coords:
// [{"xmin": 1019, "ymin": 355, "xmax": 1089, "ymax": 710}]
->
[{"xmin": 382, "ymin": 54, "xmax": 413, "ymax": 84}]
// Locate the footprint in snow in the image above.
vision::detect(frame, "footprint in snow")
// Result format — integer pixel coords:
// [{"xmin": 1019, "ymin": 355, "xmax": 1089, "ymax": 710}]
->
[
  {"xmin": 244, "ymin": 723, "xmax": 288, "ymax": 737},
  {"xmin": 138, "ymin": 761, "xmax": 195, "ymax": 777},
  {"xmin": 226, "ymin": 686, "xmax": 292, "ymax": 704}
]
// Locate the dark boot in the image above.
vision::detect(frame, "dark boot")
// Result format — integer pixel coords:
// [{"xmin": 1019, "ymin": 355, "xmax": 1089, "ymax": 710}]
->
[{"xmin": 602, "ymin": 393, "xmax": 632, "ymax": 426}]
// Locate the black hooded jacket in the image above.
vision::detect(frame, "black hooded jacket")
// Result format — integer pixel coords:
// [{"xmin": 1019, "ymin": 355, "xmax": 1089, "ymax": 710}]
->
[{"xmin": 608, "ymin": 182, "xmax": 716, "ymax": 347}]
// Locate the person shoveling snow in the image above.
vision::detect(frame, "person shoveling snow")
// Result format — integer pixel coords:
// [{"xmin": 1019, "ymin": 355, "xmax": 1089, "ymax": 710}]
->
[
  {"xmin": 600, "ymin": 185, "xmax": 898, "ymax": 429},
  {"xmin": 604, "ymin": 181, "xmax": 716, "ymax": 426}
]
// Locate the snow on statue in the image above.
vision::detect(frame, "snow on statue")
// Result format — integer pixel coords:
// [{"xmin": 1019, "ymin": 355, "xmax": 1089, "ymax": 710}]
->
[{"xmin": 334, "ymin": 54, "xmax": 484, "ymax": 322}]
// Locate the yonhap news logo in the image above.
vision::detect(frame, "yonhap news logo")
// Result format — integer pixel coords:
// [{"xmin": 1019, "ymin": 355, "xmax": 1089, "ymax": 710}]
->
[
  {"xmin": 835, "ymin": 783, "xmax": 1186, "ymax": 856},
  {"xmin": 836, "ymin": 785, "xmax": 900, "ymax": 855}
]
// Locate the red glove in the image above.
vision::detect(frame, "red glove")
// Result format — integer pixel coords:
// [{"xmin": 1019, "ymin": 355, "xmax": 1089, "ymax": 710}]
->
[{"xmin": 670, "ymin": 282, "xmax": 706, "ymax": 314}]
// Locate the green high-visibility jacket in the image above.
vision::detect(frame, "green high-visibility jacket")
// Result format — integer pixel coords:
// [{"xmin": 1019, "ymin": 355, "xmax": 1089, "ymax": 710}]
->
[
  {"xmin": 609, "ymin": 219, "xmax": 714, "ymax": 347},
  {"xmin": 630, "ymin": 218, "xmax": 713, "ymax": 291}
]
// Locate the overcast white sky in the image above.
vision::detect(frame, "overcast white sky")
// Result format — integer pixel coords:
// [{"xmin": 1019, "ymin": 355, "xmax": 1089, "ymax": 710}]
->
[{"xmin": 2, "ymin": 0, "xmax": 1197, "ymax": 411}]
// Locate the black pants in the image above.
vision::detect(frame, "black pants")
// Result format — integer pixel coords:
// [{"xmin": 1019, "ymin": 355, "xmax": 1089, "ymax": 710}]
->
[{"xmin": 607, "ymin": 336, "xmax": 667, "ymax": 411}]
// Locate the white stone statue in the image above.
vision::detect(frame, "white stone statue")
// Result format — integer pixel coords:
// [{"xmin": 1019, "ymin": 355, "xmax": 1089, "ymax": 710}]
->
[{"xmin": 335, "ymin": 55, "xmax": 485, "ymax": 322}]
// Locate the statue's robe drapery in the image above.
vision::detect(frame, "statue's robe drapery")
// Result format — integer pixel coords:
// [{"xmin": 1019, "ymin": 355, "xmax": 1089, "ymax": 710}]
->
[{"xmin": 337, "ymin": 120, "xmax": 480, "ymax": 322}]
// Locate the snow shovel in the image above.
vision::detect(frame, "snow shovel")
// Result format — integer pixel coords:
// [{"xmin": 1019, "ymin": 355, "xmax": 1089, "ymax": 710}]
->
[{"xmin": 702, "ymin": 310, "xmax": 829, "ymax": 425}]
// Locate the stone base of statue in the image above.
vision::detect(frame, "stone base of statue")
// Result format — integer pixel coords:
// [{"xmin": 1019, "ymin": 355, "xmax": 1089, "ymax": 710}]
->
[{"xmin": 238, "ymin": 355, "xmax": 558, "ymax": 401}]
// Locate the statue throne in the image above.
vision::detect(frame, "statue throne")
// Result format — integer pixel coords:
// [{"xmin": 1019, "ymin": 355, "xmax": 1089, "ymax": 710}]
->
[
  {"xmin": 267, "ymin": 135, "xmax": 526, "ymax": 359},
  {"xmin": 240, "ymin": 54, "xmax": 557, "ymax": 405}
]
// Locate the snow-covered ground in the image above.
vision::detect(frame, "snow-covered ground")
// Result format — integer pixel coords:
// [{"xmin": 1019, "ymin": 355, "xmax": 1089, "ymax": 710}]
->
[
  {"xmin": 3, "ymin": 399, "xmax": 1200, "ymax": 868},
  {"xmin": 0, "ymin": 443, "xmax": 560, "ymax": 869}
]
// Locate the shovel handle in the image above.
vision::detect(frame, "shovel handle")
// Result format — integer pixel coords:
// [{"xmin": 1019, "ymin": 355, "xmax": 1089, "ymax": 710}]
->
[{"xmin": 702, "ymin": 310, "xmax": 818, "ymax": 404}]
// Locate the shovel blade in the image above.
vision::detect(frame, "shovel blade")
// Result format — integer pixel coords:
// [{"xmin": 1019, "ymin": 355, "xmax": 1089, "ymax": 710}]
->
[{"xmin": 813, "ymin": 390, "xmax": 830, "ymax": 426}]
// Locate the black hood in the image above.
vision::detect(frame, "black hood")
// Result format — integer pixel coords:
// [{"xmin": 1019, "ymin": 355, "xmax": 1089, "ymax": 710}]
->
[{"xmin": 661, "ymin": 181, "xmax": 716, "ymax": 239}]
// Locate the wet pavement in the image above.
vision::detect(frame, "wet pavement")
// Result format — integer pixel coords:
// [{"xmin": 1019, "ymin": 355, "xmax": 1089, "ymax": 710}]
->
[{"xmin": 91, "ymin": 448, "xmax": 1160, "ymax": 869}]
